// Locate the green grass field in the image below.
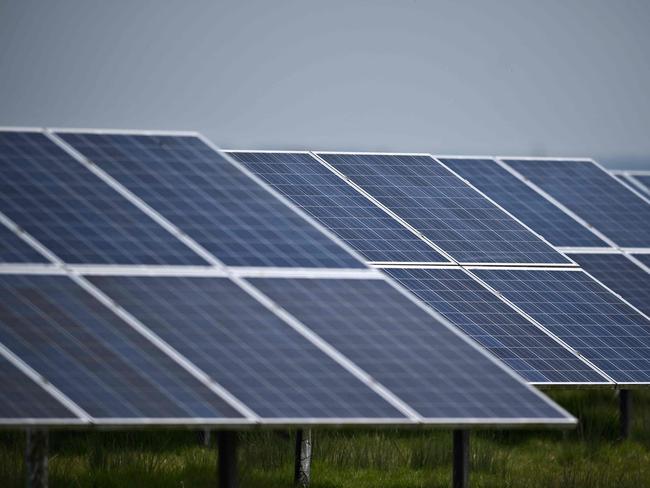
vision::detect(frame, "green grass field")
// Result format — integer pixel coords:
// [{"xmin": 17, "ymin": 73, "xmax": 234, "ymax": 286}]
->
[{"xmin": 1, "ymin": 390, "xmax": 649, "ymax": 487}]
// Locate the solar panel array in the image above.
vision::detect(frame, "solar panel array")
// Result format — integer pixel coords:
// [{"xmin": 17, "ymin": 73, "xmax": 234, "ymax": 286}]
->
[
  {"xmin": 234, "ymin": 150, "xmax": 650, "ymax": 388},
  {"xmin": 0, "ymin": 128, "xmax": 574, "ymax": 428}
]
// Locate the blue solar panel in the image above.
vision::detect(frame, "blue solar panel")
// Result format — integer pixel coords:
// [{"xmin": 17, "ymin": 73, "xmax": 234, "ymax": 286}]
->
[
  {"xmin": 0, "ymin": 131, "xmax": 206, "ymax": 265},
  {"xmin": 0, "ymin": 356, "xmax": 78, "ymax": 419},
  {"xmin": 571, "ymin": 253, "xmax": 650, "ymax": 318},
  {"xmin": 0, "ymin": 223, "xmax": 48, "ymax": 263},
  {"xmin": 251, "ymin": 277, "xmax": 568, "ymax": 420},
  {"xmin": 440, "ymin": 158, "xmax": 607, "ymax": 247},
  {"xmin": 89, "ymin": 275, "xmax": 401, "ymax": 419},
  {"xmin": 317, "ymin": 153, "xmax": 569, "ymax": 264},
  {"xmin": 0, "ymin": 274, "xmax": 242, "ymax": 419},
  {"xmin": 58, "ymin": 133, "xmax": 364, "ymax": 268},
  {"xmin": 385, "ymin": 268, "xmax": 606, "ymax": 383},
  {"xmin": 503, "ymin": 159, "xmax": 650, "ymax": 248},
  {"xmin": 475, "ymin": 269, "xmax": 650, "ymax": 383},
  {"xmin": 228, "ymin": 152, "xmax": 448, "ymax": 263}
]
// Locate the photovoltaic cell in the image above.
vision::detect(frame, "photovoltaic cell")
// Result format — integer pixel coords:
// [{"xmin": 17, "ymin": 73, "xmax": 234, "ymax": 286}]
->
[
  {"xmin": 503, "ymin": 159, "xmax": 650, "ymax": 248},
  {"xmin": 475, "ymin": 269, "xmax": 650, "ymax": 383},
  {"xmin": 385, "ymin": 268, "xmax": 606, "ymax": 383},
  {"xmin": 317, "ymin": 153, "xmax": 569, "ymax": 264},
  {"xmin": 228, "ymin": 151, "xmax": 448, "ymax": 263},
  {"xmin": 0, "ymin": 131, "xmax": 205, "ymax": 265},
  {"xmin": 440, "ymin": 158, "xmax": 607, "ymax": 247},
  {"xmin": 251, "ymin": 277, "xmax": 567, "ymax": 420},
  {"xmin": 0, "ymin": 274, "xmax": 242, "ymax": 419},
  {"xmin": 570, "ymin": 253, "xmax": 650, "ymax": 317},
  {"xmin": 59, "ymin": 133, "xmax": 364, "ymax": 268},
  {"xmin": 89, "ymin": 276, "xmax": 401, "ymax": 419},
  {"xmin": 0, "ymin": 224, "xmax": 48, "ymax": 263},
  {"xmin": 0, "ymin": 356, "xmax": 78, "ymax": 419}
]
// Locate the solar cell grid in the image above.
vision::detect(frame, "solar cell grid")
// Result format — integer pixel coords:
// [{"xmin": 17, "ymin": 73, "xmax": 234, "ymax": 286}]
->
[
  {"xmin": 0, "ymin": 223, "xmax": 48, "ymax": 263},
  {"xmin": 228, "ymin": 151, "xmax": 448, "ymax": 263},
  {"xmin": 475, "ymin": 269, "xmax": 650, "ymax": 383},
  {"xmin": 634, "ymin": 254, "xmax": 650, "ymax": 269},
  {"xmin": 252, "ymin": 277, "xmax": 567, "ymax": 420},
  {"xmin": 570, "ymin": 253, "xmax": 650, "ymax": 318},
  {"xmin": 0, "ymin": 274, "xmax": 242, "ymax": 420},
  {"xmin": 89, "ymin": 275, "xmax": 402, "ymax": 420},
  {"xmin": 58, "ymin": 133, "xmax": 364, "ymax": 268},
  {"xmin": 439, "ymin": 158, "xmax": 606, "ymax": 247},
  {"xmin": 316, "ymin": 153, "xmax": 569, "ymax": 264},
  {"xmin": 503, "ymin": 159, "xmax": 650, "ymax": 248},
  {"xmin": 0, "ymin": 356, "xmax": 78, "ymax": 420},
  {"xmin": 0, "ymin": 131, "xmax": 205, "ymax": 265},
  {"xmin": 385, "ymin": 268, "xmax": 606, "ymax": 383}
]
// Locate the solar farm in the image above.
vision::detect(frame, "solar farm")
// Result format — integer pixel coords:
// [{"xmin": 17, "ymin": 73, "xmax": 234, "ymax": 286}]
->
[{"xmin": 1, "ymin": 128, "xmax": 650, "ymax": 488}]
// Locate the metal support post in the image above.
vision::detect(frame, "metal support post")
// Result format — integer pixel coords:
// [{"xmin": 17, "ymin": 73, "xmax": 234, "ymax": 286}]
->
[
  {"xmin": 620, "ymin": 389, "xmax": 632, "ymax": 440},
  {"xmin": 452, "ymin": 430, "xmax": 469, "ymax": 488},
  {"xmin": 217, "ymin": 431, "xmax": 238, "ymax": 488},
  {"xmin": 26, "ymin": 429, "xmax": 48, "ymax": 488},
  {"xmin": 294, "ymin": 429, "xmax": 312, "ymax": 487}
]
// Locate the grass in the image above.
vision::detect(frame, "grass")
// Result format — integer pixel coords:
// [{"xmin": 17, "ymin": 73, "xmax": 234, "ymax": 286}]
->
[{"xmin": 1, "ymin": 389, "xmax": 649, "ymax": 487}]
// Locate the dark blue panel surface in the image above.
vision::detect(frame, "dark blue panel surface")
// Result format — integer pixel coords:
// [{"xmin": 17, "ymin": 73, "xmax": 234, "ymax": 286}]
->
[
  {"xmin": 60, "ymin": 133, "xmax": 364, "ymax": 268},
  {"xmin": 504, "ymin": 159, "xmax": 650, "ymax": 248},
  {"xmin": 317, "ymin": 153, "xmax": 569, "ymax": 264},
  {"xmin": 0, "ymin": 224, "xmax": 48, "ymax": 263},
  {"xmin": 440, "ymin": 158, "xmax": 606, "ymax": 247},
  {"xmin": 90, "ymin": 276, "xmax": 401, "ymax": 419},
  {"xmin": 0, "ymin": 275, "xmax": 242, "ymax": 419},
  {"xmin": 252, "ymin": 277, "xmax": 568, "ymax": 420},
  {"xmin": 0, "ymin": 131, "xmax": 205, "ymax": 265},
  {"xmin": 385, "ymin": 268, "xmax": 606, "ymax": 383},
  {"xmin": 571, "ymin": 253, "xmax": 650, "ymax": 317},
  {"xmin": 0, "ymin": 356, "xmax": 77, "ymax": 419},
  {"xmin": 634, "ymin": 254, "xmax": 650, "ymax": 268},
  {"xmin": 476, "ymin": 269, "xmax": 650, "ymax": 383},
  {"xmin": 228, "ymin": 151, "xmax": 448, "ymax": 263}
]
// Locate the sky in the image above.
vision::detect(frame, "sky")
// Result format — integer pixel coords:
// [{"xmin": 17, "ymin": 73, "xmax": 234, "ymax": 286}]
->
[{"xmin": 1, "ymin": 0, "xmax": 649, "ymax": 169}]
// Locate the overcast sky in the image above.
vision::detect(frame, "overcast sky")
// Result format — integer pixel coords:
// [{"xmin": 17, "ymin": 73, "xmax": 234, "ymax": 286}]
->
[{"xmin": 1, "ymin": 1, "xmax": 649, "ymax": 168}]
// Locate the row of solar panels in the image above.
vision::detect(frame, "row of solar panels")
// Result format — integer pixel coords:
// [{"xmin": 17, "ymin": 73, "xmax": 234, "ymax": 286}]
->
[
  {"xmin": 227, "ymin": 151, "xmax": 650, "ymax": 386},
  {"xmin": 1, "ymin": 128, "xmax": 648, "ymax": 427},
  {"xmin": 0, "ymin": 128, "xmax": 573, "ymax": 427}
]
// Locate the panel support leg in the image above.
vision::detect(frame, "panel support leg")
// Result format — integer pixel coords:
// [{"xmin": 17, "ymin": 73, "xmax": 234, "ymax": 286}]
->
[
  {"xmin": 199, "ymin": 429, "xmax": 212, "ymax": 447},
  {"xmin": 26, "ymin": 429, "xmax": 48, "ymax": 488},
  {"xmin": 217, "ymin": 431, "xmax": 238, "ymax": 488},
  {"xmin": 294, "ymin": 429, "xmax": 312, "ymax": 487},
  {"xmin": 452, "ymin": 430, "xmax": 469, "ymax": 488},
  {"xmin": 619, "ymin": 389, "xmax": 632, "ymax": 440}
]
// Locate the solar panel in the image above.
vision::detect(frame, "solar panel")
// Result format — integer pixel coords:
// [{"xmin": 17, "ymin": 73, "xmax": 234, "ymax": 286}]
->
[
  {"xmin": 569, "ymin": 253, "xmax": 650, "ymax": 318},
  {"xmin": 0, "ymin": 223, "xmax": 48, "ymax": 263},
  {"xmin": 440, "ymin": 158, "xmax": 607, "ymax": 247},
  {"xmin": 0, "ymin": 131, "xmax": 206, "ymax": 265},
  {"xmin": 634, "ymin": 254, "xmax": 650, "ymax": 268},
  {"xmin": 316, "ymin": 153, "xmax": 570, "ymax": 264},
  {"xmin": 251, "ymin": 277, "xmax": 569, "ymax": 420},
  {"xmin": 58, "ymin": 133, "xmax": 364, "ymax": 268},
  {"xmin": 502, "ymin": 159, "xmax": 650, "ymax": 248},
  {"xmin": 384, "ymin": 268, "xmax": 607, "ymax": 384},
  {"xmin": 227, "ymin": 151, "xmax": 448, "ymax": 264},
  {"xmin": 0, "ymin": 274, "xmax": 243, "ymax": 420},
  {"xmin": 474, "ymin": 268, "xmax": 650, "ymax": 383},
  {"xmin": 0, "ymin": 356, "xmax": 79, "ymax": 420},
  {"xmin": 89, "ymin": 275, "xmax": 402, "ymax": 420}
]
